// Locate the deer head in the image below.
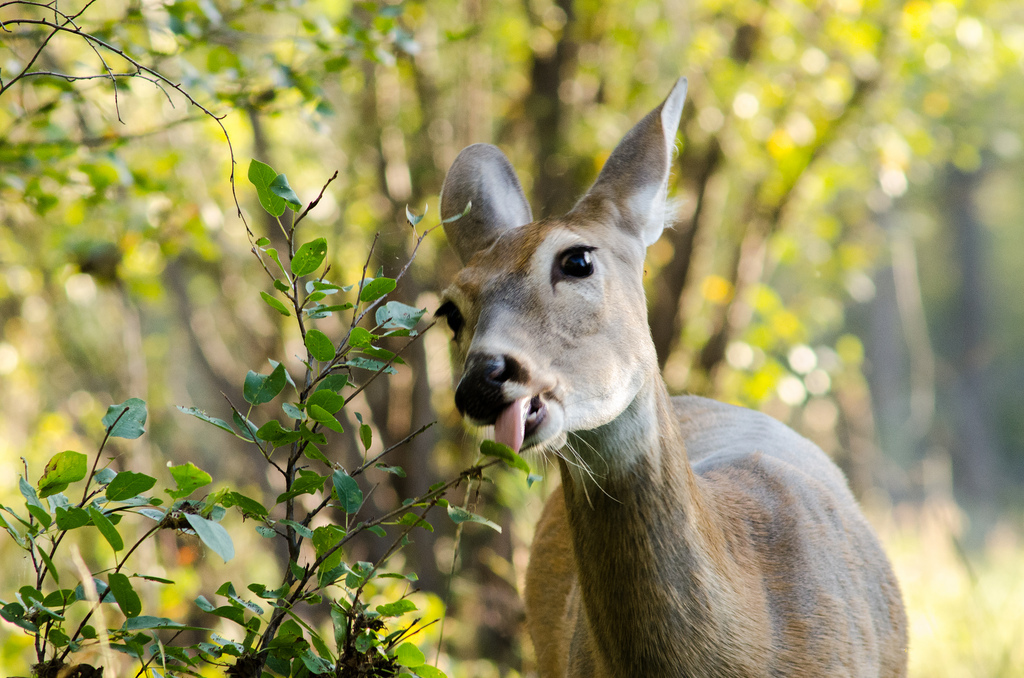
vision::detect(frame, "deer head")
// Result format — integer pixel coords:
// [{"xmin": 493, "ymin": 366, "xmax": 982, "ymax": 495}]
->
[{"xmin": 437, "ymin": 78, "xmax": 688, "ymax": 460}]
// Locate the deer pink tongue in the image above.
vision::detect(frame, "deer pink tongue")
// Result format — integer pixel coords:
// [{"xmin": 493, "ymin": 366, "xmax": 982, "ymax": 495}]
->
[{"xmin": 494, "ymin": 397, "xmax": 529, "ymax": 454}]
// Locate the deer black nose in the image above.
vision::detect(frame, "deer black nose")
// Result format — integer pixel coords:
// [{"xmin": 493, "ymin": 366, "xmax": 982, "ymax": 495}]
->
[{"xmin": 455, "ymin": 353, "xmax": 527, "ymax": 423}]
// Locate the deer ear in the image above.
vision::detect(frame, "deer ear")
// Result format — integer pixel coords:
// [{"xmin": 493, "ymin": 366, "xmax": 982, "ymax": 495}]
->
[
  {"xmin": 576, "ymin": 77, "xmax": 687, "ymax": 247},
  {"xmin": 441, "ymin": 144, "xmax": 534, "ymax": 265}
]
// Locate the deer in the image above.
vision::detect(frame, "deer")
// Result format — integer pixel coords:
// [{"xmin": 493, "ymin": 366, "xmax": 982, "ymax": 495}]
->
[{"xmin": 435, "ymin": 77, "xmax": 908, "ymax": 678}]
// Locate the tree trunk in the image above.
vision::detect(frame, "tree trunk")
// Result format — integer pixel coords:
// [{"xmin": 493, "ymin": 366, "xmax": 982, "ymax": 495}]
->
[{"xmin": 944, "ymin": 166, "xmax": 999, "ymax": 510}]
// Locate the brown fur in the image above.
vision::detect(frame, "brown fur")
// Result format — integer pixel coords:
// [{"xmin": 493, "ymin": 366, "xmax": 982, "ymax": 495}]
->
[
  {"xmin": 526, "ymin": 392, "xmax": 908, "ymax": 678},
  {"xmin": 440, "ymin": 78, "xmax": 908, "ymax": 678}
]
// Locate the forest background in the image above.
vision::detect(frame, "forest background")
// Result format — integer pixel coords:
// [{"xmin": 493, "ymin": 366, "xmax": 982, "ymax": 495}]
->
[{"xmin": 2, "ymin": 0, "xmax": 1024, "ymax": 676}]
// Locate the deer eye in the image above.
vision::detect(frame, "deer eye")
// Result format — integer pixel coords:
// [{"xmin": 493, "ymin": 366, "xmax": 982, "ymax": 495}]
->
[
  {"xmin": 435, "ymin": 301, "xmax": 464, "ymax": 338},
  {"xmin": 558, "ymin": 247, "xmax": 595, "ymax": 278}
]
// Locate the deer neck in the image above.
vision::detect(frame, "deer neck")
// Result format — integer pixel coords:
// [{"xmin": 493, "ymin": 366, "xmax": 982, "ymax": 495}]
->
[{"xmin": 559, "ymin": 373, "xmax": 748, "ymax": 675}]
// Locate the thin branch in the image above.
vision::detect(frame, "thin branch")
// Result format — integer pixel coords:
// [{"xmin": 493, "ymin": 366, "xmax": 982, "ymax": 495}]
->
[
  {"xmin": 1, "ymin": 112, "xmax": 208, "ymax": 148},
  {"xmin": 349, "ymin": 232, "xmax": 381, "ymax": 331},
  {"xmin": 221, "ymin": 394, "xmax": 284, "ymax": 475},
  {"xmin": 352, "ymin": 421, "xmax": 435, "ymax": 478},
  {"xmin": 80, "ymin": 406, "xmax": 128, "ymax": 506},
  {"xmin": 352, "ymin": 224, "xmax": 440, "ymax": 331},
  {"xmin": 292, "ymin": 170, "xmax": 339, "ymax": 230},
  {"xmin": 0, "ymin": 16, "xmax": 250, "ymax": 235},
  {"xmin": 341, "ymin": 321, "xmax": 434, "ymax": 408},
  {"xmin": 298, "ymin": 421, "xmax": 435, "ymax": 529},
  {"xmin": 58, "ymin": 518, "xmax": 163, "ymax": 662},
  {"xmin": 257, "ymin": 459, "xmax": 502, "ymax": 661},
  {"xmin": 307, "ymin": 222, "xmax": 439, "ymax": 394}
]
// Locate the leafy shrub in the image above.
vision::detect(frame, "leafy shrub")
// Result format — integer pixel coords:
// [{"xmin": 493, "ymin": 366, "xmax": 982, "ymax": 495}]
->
[{"xmin": 0, "ymin": 163, "xmax": 529, "ymax": 677}]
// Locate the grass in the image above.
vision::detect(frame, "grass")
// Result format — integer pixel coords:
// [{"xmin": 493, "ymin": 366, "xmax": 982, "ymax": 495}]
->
[{"xmin": 879, "ymin": 498, "xmax": 1024, "ymax": 677}]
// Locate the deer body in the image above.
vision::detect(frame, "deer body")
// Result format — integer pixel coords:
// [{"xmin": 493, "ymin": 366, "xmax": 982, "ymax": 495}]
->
[{"xmin": 439, "ymin": 78, "xmax": 907, "ymax": 677}]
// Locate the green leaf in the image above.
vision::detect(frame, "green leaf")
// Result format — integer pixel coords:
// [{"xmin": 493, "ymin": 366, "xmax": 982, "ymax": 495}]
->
[
  {"xmin": 395, "ymin": 642, "xmax": 425, "ymax": 667},
  {"xmin": 307, "ymin": 280, "xmax": 346, "ymax": 294},
  {"xmin": 279, "ymin": 519, "xmax": 314, "ymax": 539},
  {"xmin": 362, "ymin": 345, "xmax": 404, "ymax": 364},
  {"xmin": 300, "ymin": 649, "xmax": 334, "ymax": 674},
  {"xmin": 480, "ymin": 440, "xmax": 530, "ymax": 474},
  {"xmin": 219, "ymin": 491, "xmax": 269, "ymax": 519},
  {"xmin": 312, "ymin": 525, "xmax": 346, "ymax": 573},
  {"xmin": 375, "ymin": 463, "xmax": 406, "ymax": 478},
  {"xmin": 282, "ymin": 402, "xmax": 306, "ymax": 421},
  {"xmin": 308, "ymin": 302, "xmax": 353, "ymax": 318},
  {"xmin": 19, "ymin": 477, "xmax": 44, "ymax": 513},
  {"xmin": 269, "ymin": 173, "xmax": 302, "ymax": 211},
  {"xmin": 87, "ymin": 506, "xmax": 124, "ymax": 551},
  {"xmin": 359, "ymin": 277, "xmax": 396, "ymax": 303},
  {"xmin": 305, "ymin": 329, "xmax": 336, "ymax": 361},
  {"xmin": 359, "ymin": 424, "xmax": 372, "ymax": 450},
  {"xmin": 414, "ymin": 665, "xmax": 447, "ymax": 678},
  {"xmin": 276, "ymin": 472, "xmax": 328, "ymax": 504},
  {"xmin": 1, "ymin": 602, "xmax": 37, "ymax": 633},
  {"xmin": 256, "ymin": 420, "xmax": 301, "ymax": 446},
  {"xmin": 269, "ymin": 358, "xmax": 297, "ymax": 389},
  {"xmin": 122, "ymin": 615, "xmax": 195, "ymax": 631},
  {"xmin": 74, "ymin": 578, "xmax": 114, "ymax": 603},
  {"xmin": 307, "ymin": 389, "xmax": 344, "ymax": 414},
  {"xmin": 205, "ymin": 603, "xmax": 246, "ymax": 626},
  {"xmin": 332, "ymin": 470, "xmax": 363, "ymax": 514},
  {"xmin": 243, "ymin": 362, "xmax": 287, "ymax": 405},
  {"xmin": 447, "ymin": 506, "xmax": 501, "ymax": 533},
  {"xmin": 266, "ymin": 248, "xmax": 288, "ymax": 277},
  {"xmin": 376, "ymin": 599, "xmax": 416, "ymax": 618},
  {"xmin": 184, "ymin": 513, "xmax": 234, "ymax": 562},
  {"xmin": 354, "ymin": 631, "xmax": 375, "ymax": 653},
  {"xmin": 349, "ymin": 326, "xmax": 374, "ymax": 347},
  {"xmin": 55, "ymin": 506, "xmax": 90, "ymax": 530},
  {"xmin": 37, "ymin": 450, "xmax": 87, "ymax": 498},
  {"xmin": 256, "ymin": 525, "xmax": 277, "ymax": 538},
  {"xmin": 316, "ymin": 374, "xmax": 349, "ymax": 393},
  {"xmin": 405, "ymin": 204, "xmax": 425, "ymax": 226},
  {"xmin": 248, "ymin": 159, "xmax": 286, "ymax": 217},
  {"xmin": 268, "ymin": 619, "xmax": 306, "ymax": 656},
  {"xmin": 43, "ymin": 589, "xmax": 76, "ymax": 608},
  {"xmin": 291, "ymin": 238, "xmax": 328, "ymax": 277},
  {"xmin": 260, "ymin": 291, "xmax": 291, "ymax": 317},
  {"xmin": 232, "ymin": 411, "xmax": 259, "ymax": 441},
  {"xmin": 35, "ymin": 545, "xmax": 58, "ymax": 583},
  {"xmin": 168, "ymin": 462, "xmax": 212, "ymax": 499},
  {"xmin": 107, "ymin": 573, "xmax": 142, "ymax": 618},
  {"xmin": 302, "ymin": 443, "xmax": 331, "ymax": 466},
  {"xmin": 330, "ymin": 605, "xmax": 347, "ymax": 647},
  {"xmin": 177, "ymin": 406, "xmax": 234, "ymax": 434},
  {"xmin": 298, "ymin": 424, "xmax": 328, "ymax": 446},
  {"xmin": 0, "ymin": 510, "xmax": 26, "ymax": 547},
  {"xmin": 346, "ymin": 356, "xmax": 397, "ymax": 374},
  {"xmin": 102, "ymin": 398, "xmax": 147, "ymax": 439},
  {"xmin": 309, "ymin": 629, "xmax": 333, "ymax": 665},
  {"xmin": 105, "ymin": 472, "xmax": 157, "ymax": 501},
  {"xmin": 308, "ymin": 404, "xmax": 343, "ymax": 433},
  {"xmin": 376, "ymin": 301, "xmax": 427, "ymax": 331}
]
